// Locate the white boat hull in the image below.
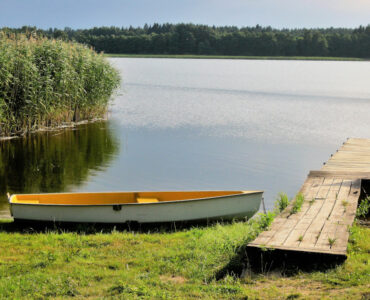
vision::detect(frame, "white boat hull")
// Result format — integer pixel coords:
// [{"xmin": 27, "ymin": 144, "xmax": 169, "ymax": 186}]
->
[{"xmin": 10, "ymin": 192, "xmax": 262, "ymax": 223}]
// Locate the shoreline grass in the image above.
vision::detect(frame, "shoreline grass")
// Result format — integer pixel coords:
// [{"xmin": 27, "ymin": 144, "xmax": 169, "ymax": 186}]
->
[
  {"xmin": 0, "ymin": 214, "xmax": 368, "ymax": 299},
  {"xmin": 105, "ymin": 53, "xmax": 368, "ymax": 61},
  {"xmin": 0, "ymin": 117, "xmax": 106, "ymax": 141}
]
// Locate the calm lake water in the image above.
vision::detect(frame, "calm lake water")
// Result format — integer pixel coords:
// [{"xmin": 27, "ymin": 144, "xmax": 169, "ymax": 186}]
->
[{"xmin": 1, "ymin": 58, "xmax": 370, "ymax": 216}]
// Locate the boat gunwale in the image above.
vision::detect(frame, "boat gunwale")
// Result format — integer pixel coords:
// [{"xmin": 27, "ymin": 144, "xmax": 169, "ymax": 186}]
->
[{"xmin": 9, "ymin": 190, "xmax": 263, "ymax": 207}]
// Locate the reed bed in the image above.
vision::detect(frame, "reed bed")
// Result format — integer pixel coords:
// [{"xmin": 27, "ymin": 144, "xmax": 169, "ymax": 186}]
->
[{"xmin": 0, "ymin": 33, "xmax": 120, "ymax": 136}]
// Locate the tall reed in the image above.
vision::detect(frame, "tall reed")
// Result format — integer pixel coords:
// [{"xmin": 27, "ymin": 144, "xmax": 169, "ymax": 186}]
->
[{"xmin": 0, "ymin": 32, "xmax": 120, "ymax": 136}]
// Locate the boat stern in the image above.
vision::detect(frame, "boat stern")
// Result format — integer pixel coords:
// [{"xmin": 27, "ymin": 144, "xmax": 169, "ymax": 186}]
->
[{"xmin": 7, "ymin": 193, "xmax": 14, "ymax": 217}]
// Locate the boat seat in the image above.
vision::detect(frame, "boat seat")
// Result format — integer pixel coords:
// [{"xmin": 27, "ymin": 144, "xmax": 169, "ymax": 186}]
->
[{"xmin": 136, "ymin": 197, "xmax": 159, "ymax": 203}]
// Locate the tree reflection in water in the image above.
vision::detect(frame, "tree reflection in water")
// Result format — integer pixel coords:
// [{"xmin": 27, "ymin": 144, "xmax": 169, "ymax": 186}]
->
[{"xmin": 0, "ymin": 122, "xmax": 119, "ymax": 210}]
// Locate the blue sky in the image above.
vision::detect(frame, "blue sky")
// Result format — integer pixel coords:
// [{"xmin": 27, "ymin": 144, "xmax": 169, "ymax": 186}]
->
[{"xmin": 0, "ymin": 0, "xmax": 369, "ymax": 29}]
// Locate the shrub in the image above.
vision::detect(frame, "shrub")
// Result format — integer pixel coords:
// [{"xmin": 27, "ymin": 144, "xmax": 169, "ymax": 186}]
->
[
  {"xmin": 257, "ymin": 211, "xmax": 275, "ymax": 230},
  {"xmin": 356, "ymin": 197, "xmax": 370, "ymax": 218}
]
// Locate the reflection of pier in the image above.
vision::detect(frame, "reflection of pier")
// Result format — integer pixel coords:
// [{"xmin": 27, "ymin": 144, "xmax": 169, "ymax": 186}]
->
[{"xmin": 248, "ymin": 138, "xmax": 370, "ymax": 259}]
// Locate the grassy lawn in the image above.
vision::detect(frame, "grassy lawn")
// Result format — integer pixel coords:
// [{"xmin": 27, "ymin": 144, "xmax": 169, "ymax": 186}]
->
[
  {"xmin": 0, "ymin": 216, "xmax": 368, "ymax": 299},
  {"xmin": 105, "ymin": 54, "xmax": 367, "ymax": 61}
]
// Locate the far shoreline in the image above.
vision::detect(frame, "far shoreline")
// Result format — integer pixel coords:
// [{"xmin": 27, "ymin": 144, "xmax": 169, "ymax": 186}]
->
[{"xmin": 105, "ymin": 53, "xmax": 368, "ymax": 61}]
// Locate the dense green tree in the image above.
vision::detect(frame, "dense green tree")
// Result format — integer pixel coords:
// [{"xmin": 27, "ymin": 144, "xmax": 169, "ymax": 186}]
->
[{"xmin": 2, "ymin": 24, "xmax": 369, "ymax": 58}]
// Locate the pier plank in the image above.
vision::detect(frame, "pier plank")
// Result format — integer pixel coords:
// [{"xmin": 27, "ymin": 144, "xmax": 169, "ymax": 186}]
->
[{"xmin": 247, "ymin": 138, "xmax": 368, "ymax": 256}]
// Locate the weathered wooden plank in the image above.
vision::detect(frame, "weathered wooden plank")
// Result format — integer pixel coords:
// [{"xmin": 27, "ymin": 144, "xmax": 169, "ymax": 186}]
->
[
  {"xmin": 279, "ymin": 177, "xmax": 319, "ymax": 219},
  {"xmin": 328, "ymin": 161, "xmax": 370, "ymax": 165},
  {"xmin": 327, "ymin": 179, "xmax": 352, "ymax": 222},
  {"xmin": 282, "ymin": 177, "xmax": 329, "ymax": 247},
  {"xmin": 247, "ymin": 243, "xmax": 347, "ymax": 255},
  {"xmin": 259, "ymin": 177, "xmax": 322, "ymax": 246},
  {"xmin": 347, "ymin": 138, "xmax": 370, "ymax": 143},
  {"xmin": 308, "ymin": 171, "xmax": 370, "ymax": 179},
  {"xmin": 341, "ymin": 141, "xmax": 370, "ymax": 146},
  {"xmin": 315, "ymin": 177, "xmax": 334, "ymax": 199},
  {"xmin": 312, "ymin": 221, "xmax": 336, "ymax": 250},
  {"xmin": 247, "ymin": 138, "xmax": 368, "ymax": 257},
  {"xmin": 250, "ymin": 236, "xmax": 271, "ymax": 245},
  {"xmin": 283, "ymin": 229, "xmax": 305, "ymax": 248},
  {"xmin": 329, "ymin": 153, "xmax": 370, "ymax": 158},
  {"xmin": 267, "ymin": 219, "xmax": 300, "ymax": 246},
  {"xmin": 322, "ymin": 167, "xmax": 370, "ymax": 172},
  {"xmin": 324, "ymin": 161, "xmax": 370, "ymax": 165},
  {"xmin": 325, "ymin": 163, "xmax": 370, "ymax": 167},
  {"xmin": 331, "ymin": 151, "xmax": 370, "ymax": 157},
  {"xmin": 329, "ymin": 151, "xmax": 370, "ymax": 156},
  {"xmin": 308, "ymin": 179, "xmax": 342, "ymax": 244},
  {"xmin": 331, "ymin": 225, "xmax": 350, "ymax": 252},
  {"xmin": 340, "ymin": 143, "xmax": 370, "ymax": 147},
  {"xmin": 329, "ymin": 156, "xmax": 370, "ymax": 161}
]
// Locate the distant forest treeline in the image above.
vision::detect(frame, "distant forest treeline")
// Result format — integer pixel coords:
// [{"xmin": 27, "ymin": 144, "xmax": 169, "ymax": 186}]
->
[{"xmin": 2, "ymin": 24, "xmax": 370, "ymax": 57}]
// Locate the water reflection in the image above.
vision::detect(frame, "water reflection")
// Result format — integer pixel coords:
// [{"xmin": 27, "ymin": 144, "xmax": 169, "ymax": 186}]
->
[{"xmin": 0, "ymin": 122, "xmax": 119, "ymax": 210}]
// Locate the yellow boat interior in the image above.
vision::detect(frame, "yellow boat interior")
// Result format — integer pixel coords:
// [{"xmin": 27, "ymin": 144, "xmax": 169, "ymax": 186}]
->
[{"xmin": 10, "ymin": 191, "xmax": 259, "ymax": 205}]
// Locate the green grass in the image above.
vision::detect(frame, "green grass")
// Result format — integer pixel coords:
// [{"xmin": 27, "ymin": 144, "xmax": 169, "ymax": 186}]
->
[
  {"xmin": 105, "ymin": 53, "xmax": 367, "ymax": 61},
  {"xmin": 0, "ymin": 217, "xmax": 368, "ymax": 299},
  {"xmin": 0, "ymin": 33, "xmax": 120, "ymax": 136},
  {"xmin": 290, "ymin": 193, "xmax": 305, "ymax": 215},
  {"xmin": 0, "ymin": 219, "xmax": 263, "ymax": 299},
  {"xmin": 328, "ymin": 237, "xmax": 337, "ymax": 248},
  {"xmin": 356, "ymin": 196, "xmax": 370, "ymax": 218},
  {"xmin": 275, "ymin": 192, "xmax": 290, "ymax": 213}
]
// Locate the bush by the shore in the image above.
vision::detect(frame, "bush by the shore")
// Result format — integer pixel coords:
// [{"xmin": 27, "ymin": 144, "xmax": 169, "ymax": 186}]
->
[{"xmin": 0, "ymin": 33, "xmax": 120, "ymax": 136}]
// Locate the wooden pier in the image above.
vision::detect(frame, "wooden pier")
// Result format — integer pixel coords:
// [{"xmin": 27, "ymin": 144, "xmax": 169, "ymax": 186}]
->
[{"xmin": 248, "ymin": 138, "xmax": 370, "ymax": 257}]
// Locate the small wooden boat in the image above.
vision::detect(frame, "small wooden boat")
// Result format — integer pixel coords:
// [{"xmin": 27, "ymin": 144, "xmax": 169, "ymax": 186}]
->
[{"xmin": 8, "ymin": 190, "xmax": 263, "ymax": 223}]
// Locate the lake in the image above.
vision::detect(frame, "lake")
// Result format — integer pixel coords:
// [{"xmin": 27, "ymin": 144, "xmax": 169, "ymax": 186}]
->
[{"xmin": 1, "ymin": 58, "xmax": 370, "ymax": 216}]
